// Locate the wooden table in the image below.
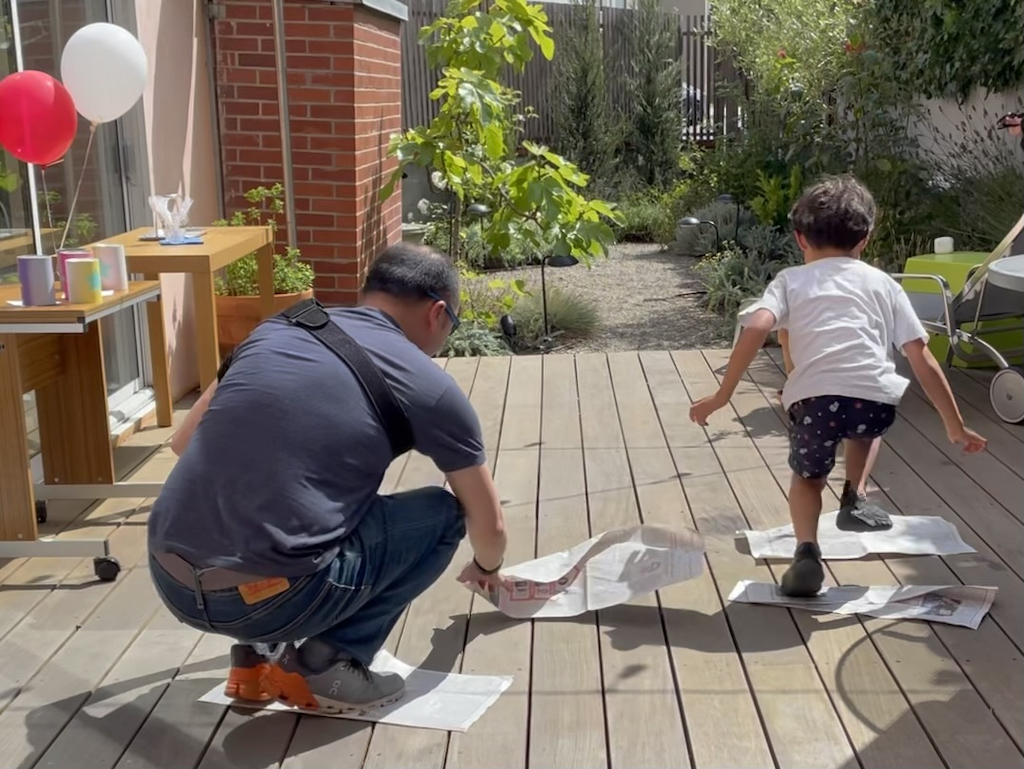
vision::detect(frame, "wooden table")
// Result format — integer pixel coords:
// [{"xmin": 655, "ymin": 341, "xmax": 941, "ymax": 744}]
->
[
  {"xmin": 0, "ymin": 228, "xmax": 60, "ymax": 271},
  {"xmin": 91, "ymin": 226, "xmax": 275, "ymax": 420},
  {"xmin": 0, "ymin": 281, "xmax": 168, "ymax": 579}
]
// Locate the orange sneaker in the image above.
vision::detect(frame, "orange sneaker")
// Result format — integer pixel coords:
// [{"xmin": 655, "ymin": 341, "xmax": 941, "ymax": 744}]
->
[{"xmin": 224, "ymin": 644, "xmax": 275, "ymax": 702}]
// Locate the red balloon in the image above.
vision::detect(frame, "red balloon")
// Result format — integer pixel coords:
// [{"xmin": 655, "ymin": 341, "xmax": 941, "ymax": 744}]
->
[{"xmin": 0, "ymin": 71, "xmax": 78, "ymax": 167}]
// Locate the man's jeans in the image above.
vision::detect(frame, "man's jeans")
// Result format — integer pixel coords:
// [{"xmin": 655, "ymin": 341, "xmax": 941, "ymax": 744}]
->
[{"xmin": 150, "ymin": 486, "xmax": 465, "ymax": 666}]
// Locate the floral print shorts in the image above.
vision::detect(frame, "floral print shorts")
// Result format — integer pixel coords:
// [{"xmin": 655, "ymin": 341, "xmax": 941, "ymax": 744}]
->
[{"xmin": 787, "ymin": 396, "xmax": 896, "ymax": 480}]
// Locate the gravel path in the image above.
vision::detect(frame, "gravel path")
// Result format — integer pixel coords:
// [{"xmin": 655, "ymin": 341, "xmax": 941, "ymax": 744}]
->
[{"xmin": 479, "ymin": 243, "xmax": 734, "ymax": 353}]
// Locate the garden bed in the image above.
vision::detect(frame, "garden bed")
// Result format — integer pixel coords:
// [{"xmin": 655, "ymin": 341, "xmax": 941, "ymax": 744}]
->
[{"xmin": 473, "ymin": 243, "xmax": 734, "ymax": 354}]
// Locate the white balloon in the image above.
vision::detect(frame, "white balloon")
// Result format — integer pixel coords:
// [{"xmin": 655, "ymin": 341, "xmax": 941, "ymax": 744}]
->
[{"xmin": 60, "ymin": 23, "xmax": 148, "ymax": 124}]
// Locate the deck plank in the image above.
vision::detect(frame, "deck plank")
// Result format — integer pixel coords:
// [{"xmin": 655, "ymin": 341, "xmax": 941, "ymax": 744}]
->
[
  {"xmin": 590, "ymin": 353, "xmax": 691, "ymax": 769},
  {"xmin": 446, "ymin": 356, "xmax": 534, "ymax": 769},
  {"xmin": 527, "ymin": 354, "xmax": 607, "ymax": 769},
  {"xmin": 338, "ymin": 359, "xmax": 482, "ymax": 769},
  {"xmin": 904, "ymin": 383, "xmax": 1023, "ymax": 480},
  {"xmin": 674, "ymin": 350, "xmax": 861, "ymax": 769},
  {"xmin": 450, "ymin": 358, "xmax": 536, "ymax": 769},
  {"xmin": 948, "ymin": 369, "xmax": 1023, "ymax": 443},
  {"xmin": 894, "ymin": 387, "xmax": 1023, "ymax": 521},
  {"xmin": 638, "ymin": 351, "xmax": 776, "ymax": 769}
]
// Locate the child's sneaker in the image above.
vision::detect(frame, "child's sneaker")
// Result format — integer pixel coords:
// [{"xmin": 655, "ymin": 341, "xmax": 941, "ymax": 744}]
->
[
  {"xmin": 836, "ymin": 481, "xmax": 892, "ymax": 531},
  {"xmin": 780, "ymin": 542, "xmax": 824, "ymax": 597}
]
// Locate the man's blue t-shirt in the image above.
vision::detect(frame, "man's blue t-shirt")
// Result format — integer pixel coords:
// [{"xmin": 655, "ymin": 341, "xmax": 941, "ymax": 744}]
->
[{"xmin": 148, "ymin": 307, "xmax": 486, "ymax": 577}]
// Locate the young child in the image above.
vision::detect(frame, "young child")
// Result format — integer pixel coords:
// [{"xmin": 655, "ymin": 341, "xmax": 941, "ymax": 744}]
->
[
  {"xmin": 689, "ymin": 174, "xmax": 987, "ymax": 597},
  {"xmin": 776, "ymin": 329, "xmax": 888, "ymax": 530}
]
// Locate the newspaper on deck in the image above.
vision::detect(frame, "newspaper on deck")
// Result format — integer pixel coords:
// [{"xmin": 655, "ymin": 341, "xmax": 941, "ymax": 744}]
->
[
  {"xmin": 728, "ymin": 580, "xmax": 997, "ymax": 629},
  {"xmin": 199, "ymin": 651, "xmax": 511, "ymax": 732},
  {"xmin": 471, "ymin": 524, "xmax": 705, "ymax": 619},
  {"xmin": 738, "ymin": 511, "xmax": 975, "ymax": 560}
]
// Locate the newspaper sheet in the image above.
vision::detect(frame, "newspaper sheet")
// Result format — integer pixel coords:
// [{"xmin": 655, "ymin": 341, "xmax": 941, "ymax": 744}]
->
[
  {"xmin": 471, "ymin": 524, "xmax": 705, "ymax": 619},
  {"xmin": 199, "ymin": 651, "xmax": 511, "ymax": 732},
  {"xmin": 739, "ymin": 511, "xmax": 975, "ymax": 560},
  {"xmin": 728, "ymin": 581, "xmax": 997, "ymax": 629}
]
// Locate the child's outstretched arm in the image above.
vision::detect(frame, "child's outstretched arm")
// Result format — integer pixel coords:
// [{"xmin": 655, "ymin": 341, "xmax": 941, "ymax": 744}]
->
[
  {"xmin": 690, "ymin": 308, "xmax": 775, "ymax": 425},
  {"xmin": 903, "ymin": 339, "xmax": 987, "ymax": 452}
]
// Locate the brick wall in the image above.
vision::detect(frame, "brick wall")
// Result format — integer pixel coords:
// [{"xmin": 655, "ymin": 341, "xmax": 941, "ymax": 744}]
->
[{"xmin": 212, "ymin": 0, "xmax": 403, "ymax": 306}]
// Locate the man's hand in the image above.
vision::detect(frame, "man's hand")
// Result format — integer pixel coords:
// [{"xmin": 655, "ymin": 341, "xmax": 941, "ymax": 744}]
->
[
  {"xmin": 947, "ymin": 424, "xmax": 987, "ymax": 454},
  {"xmin": 689, "ymin": 392, "xmax": 728, "ymax": 426},
  {"xmin": 457, "ymin": 560, "xmax": 508, "ymax": 593}
]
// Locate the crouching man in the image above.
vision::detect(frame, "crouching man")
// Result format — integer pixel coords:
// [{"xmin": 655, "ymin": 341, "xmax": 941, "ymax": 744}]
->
[{"xmin": 148, "ymin": 244, "xmax": 507, "ymax": 713}]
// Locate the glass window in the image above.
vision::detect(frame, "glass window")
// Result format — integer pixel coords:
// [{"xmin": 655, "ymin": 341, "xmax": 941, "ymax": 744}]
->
[{"xmin": 17, "ymin": 0, "xmax": 141, "ymax": 401}]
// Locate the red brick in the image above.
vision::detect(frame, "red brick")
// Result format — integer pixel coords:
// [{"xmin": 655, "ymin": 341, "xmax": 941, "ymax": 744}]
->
[
  {"xmin": 217, "ymin": 35, "xmax": 261, "ymax": 53},
  {"xmin": 237, "ymin": 52, "xmax": 278, "ymax": 69},
  {"xmin": 235, "ymin": 85, "xmax": 279, "ymax": 101},
  {"xmin": 316, "ymin": 289, "xmax": 361, "ymax": 307}
]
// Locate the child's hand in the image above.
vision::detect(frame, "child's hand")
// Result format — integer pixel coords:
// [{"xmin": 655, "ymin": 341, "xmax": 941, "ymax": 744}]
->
[
  {"xmin": 689, "ymin": 393, "xmax": 727, "ymax": 426},
  {"xmin": 947, "ymin": 425, "xmax": 987, "ymax": 454}
]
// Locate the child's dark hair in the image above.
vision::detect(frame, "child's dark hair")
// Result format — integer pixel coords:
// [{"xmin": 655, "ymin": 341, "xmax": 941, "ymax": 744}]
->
[{"xmin": 789, "ymin": 174, "xmax": 876, "ymax": 251}]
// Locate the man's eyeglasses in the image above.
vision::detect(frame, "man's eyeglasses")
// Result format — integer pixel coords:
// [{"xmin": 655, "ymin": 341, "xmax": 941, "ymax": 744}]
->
[{"xmin": 426, "ymin": 291, "xmax": 460, "ymax": 334}]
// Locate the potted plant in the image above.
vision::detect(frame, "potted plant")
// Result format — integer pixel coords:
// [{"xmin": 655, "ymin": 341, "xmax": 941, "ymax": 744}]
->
[{"xmin": 214, "ymin": 183, "xmax": 315, "ymax": 353}]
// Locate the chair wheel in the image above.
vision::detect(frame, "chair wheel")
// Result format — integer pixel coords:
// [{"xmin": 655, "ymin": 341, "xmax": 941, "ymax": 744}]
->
[
  {"xmin": 93, "ymin": 556, "xmax": 121, "ymax": 582},
  {"xmin": 990, "ymin": 367, "xmax": 1024, "ymax": 424},
  {"xmin": 35, "ymin": 500, "xmax": 47, "ymax": 524}
]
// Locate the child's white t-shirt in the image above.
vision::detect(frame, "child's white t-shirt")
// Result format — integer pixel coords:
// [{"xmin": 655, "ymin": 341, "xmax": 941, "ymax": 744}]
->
[{"xmin": 739, "ymin": 257, "xmax": 929, "ymax": 411}]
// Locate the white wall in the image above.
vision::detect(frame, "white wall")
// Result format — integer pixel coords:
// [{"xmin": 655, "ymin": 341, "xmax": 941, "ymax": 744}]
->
[
  {"xmin": 914, "ymin": 89, "xmax": 1022, "ymax": 160},
  {"xmin": 134, "ymin": 0, "xmax": 220, "ymax": 399}
]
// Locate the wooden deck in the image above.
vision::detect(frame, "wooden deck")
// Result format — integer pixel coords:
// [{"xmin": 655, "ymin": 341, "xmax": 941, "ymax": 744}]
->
[{"xmin": 0, "ymin": 350, "xmax": 1021, "ymax": 769}]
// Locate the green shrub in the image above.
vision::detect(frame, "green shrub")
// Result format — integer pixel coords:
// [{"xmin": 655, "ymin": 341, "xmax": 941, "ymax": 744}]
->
[
  {"xmin": 695, "ymin": 243, "xmax": 801, "ymax": 316},
  {"xmin": 511, "ymin": 286, "xmax": 600, "ymax": 348},
  {"xmin": 214, "ymin": 183, "xmax": 315, "ymax": 296},
  {"xmin": 676, "ymin": 200, "xmax": 757, "ymax": 256},
  {"xmin": 441, "ymin": 321, "xmax": 511, "ymax": 357},
  {"xmin": 553, "ymin": 0, "xmax": 617, "ymax": 180},
  {"xmin": 614, "ymin": 195, "xmax": 676, "ymax": 244}
]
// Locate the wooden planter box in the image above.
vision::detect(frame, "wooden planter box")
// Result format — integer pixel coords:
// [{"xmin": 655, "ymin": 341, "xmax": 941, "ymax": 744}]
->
[{"xmin": 215, "ymin": 289, "xmax": 314, "ymax": 354}]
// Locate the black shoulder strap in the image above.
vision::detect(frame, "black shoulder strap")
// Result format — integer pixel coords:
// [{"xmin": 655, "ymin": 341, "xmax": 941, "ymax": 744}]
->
[{"xmin": 279, "ymin": 298, "xmax": 415, "ymax": 457}]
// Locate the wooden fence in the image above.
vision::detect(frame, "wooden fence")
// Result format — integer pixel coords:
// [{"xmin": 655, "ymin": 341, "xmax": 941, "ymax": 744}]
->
[{"xmin": 400, "ymin": 0, "xmax": 747, "ymax": 146}]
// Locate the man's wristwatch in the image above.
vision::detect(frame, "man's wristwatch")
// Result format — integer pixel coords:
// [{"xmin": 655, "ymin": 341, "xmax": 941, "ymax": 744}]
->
[{"xmin": 473, "ymin": 556, "xmax": 503, "ymax": 574}]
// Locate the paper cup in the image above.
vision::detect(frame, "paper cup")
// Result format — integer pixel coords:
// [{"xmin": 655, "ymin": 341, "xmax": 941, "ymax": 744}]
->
[
  {"xmin": 934, "ymin": 236, "xmax": 954, "ymax": 254},
  {"xmin": 17, "ymin": 254, "xmax": 56, "ymax": 306},
  {"xmin": 57, "ymin": 249, "xmax": 91, "ymax": 299},
  {"xmin": 91, "ymin": 242, "xmax": 128, "ymax": 291},
  {"xmin": 65, "ymin": 257, "xmax": 102, "ymax": 304}
]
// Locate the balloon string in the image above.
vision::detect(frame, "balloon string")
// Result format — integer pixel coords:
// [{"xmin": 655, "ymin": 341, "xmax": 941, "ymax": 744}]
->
[
  {"xmin": 40, "ymin": 167, "xmax": 57, "ymax": 253},
  {"xmin": 58, "ymin": 123, "xmax": 96, "ymax": 251}
]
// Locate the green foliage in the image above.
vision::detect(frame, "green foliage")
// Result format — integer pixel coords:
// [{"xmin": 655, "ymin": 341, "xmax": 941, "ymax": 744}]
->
[
  {"xmin": 35, "ymin": 188, "xmax": 98, "ymax": 248},
  {"xmin": 384, "ymin": 0, "xmax": 619, "ymax": 267},
  {"xmin": 552, "ymin": 0, "xmax": 616, "ymax": 181},
  {"xmin": 869, "ymin": 0, "xmax": 1024, "ymax": 101},
  {"xmin": 458, "ymin": 269, "xmax": 529, "ymax": 328},
  {"xmin": 0, "ymin": 158, "xmax": 19, "ymax": 193},
  {"xmin": 711, "ymin": 0, "xmax": 857, "ymax": 103},
  {"xmin": 214, "ymin": 184, "xmax": 315, "ymax": 296},
  {"xmin": 614, "ymin": 193, "xmax": 676, "ymax": 245},
  {"xmin": 750, "ymin": 167, "xmax": 803, "ymax": 229},
  {"xmin": 695, "ymin": 240, "xmax": 801, "ymax": 315},
  {"xmin": 511, "ymin": 285, "xmax": 600, "ymax": 348},
  {"xmin": 441, "ymin": 321, "xmax": 511, "ymax": 357},
  {"xmin": 622, "ymin": 0, "xmax": 681, "ymax": 188}
]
